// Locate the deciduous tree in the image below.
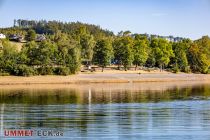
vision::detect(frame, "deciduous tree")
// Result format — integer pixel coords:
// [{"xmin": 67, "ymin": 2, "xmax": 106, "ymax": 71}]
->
[{"xmin": 93, "ymin": 38, "xmax": 113, "ymax": 72}]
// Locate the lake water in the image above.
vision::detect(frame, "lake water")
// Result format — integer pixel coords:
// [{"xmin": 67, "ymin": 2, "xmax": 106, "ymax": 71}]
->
[{"xmin": 0, "ymin": 82, "xmax": 210, "ymax": 140}]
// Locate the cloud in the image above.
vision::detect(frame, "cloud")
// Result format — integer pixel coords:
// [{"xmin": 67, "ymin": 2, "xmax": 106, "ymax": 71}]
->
[{"xmin": 152, "ymin": 12, "xmax": 168, "ymax": 17}]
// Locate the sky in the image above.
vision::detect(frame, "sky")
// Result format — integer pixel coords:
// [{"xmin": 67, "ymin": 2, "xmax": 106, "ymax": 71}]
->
[{"xmin": 0, "ymin": 0, "xmax": 210, "ymax": 40}]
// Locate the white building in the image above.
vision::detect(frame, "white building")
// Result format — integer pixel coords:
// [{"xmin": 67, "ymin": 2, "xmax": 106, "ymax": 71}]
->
[{"xmin": 0, "ymin": 34, "xmax": 6, "ymax": 39}]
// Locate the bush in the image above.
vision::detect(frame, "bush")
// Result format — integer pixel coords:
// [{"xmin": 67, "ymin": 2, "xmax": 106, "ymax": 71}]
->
[
  {"xmin": 0, "ymin": 72, "xmax": 10, "ymax": 76},
  {"xmin": 54, "ymin": 67, "xmax": 70, "ymax": 76},
  {"xmin": 208, "ymin": 69, "xmax": 210, "ymax": 74},
  {"xmin": 37, "ymin": 66, "xmax": 54, "ymax": 75},
  {"xmin": 14, "ymin": 65, "xmax": 35, "ymax": 76},
  {"xmin": 172, "ymin": 65, "xmax": 180, "ymax": 73},
  {"xmin": 183, "ymin": 66, "xmax": 191, "ymax": 73}
]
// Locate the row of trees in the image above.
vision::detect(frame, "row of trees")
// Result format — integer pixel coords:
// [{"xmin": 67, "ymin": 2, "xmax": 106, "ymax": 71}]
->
[
  {"xmin": 0, "ymin": 39, "xmax": 80, "ymax": 76},
  {"xmin": 0, "ymin": 20, "xmax": 210, "ymax": 76},
  {"xmin": 12, "ymin": 19, "xmax": 113, "ymax": 38}
]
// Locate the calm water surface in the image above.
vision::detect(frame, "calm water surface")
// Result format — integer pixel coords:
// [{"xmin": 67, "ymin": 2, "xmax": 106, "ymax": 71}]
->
[{"xmin": 0, "ymin": 83, "xmax": 210, "ymax": 140}]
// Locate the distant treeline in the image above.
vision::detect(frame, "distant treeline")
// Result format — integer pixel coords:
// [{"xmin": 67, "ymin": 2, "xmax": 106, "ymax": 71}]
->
[
  {"xmin": 0, "ymin": 19, "xmax": 210, "ymax": 76},
  {"xmin": 12, "ymin": 19, "xmax": 114, "ymax": 37}
]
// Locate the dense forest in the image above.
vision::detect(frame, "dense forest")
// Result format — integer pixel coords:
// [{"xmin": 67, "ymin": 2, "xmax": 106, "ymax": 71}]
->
[{"xmin": 0, "ymin": 19, "xmax": 210, "ymax": 76}]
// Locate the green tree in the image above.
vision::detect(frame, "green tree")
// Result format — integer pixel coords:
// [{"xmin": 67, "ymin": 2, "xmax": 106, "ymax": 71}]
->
[
  {"xmin": 113, "ymin": 34, "xmax": 134, "ymax": 71},
  {"xmin": 78, "ymin": 27, "xmax": 96, "ymax": 65},
  {"xmin": 171, "ymin": 40, "xmax": 191, "ymax": 72},
  {"xmin": 151, "ymin": 38, "xmax": 174, "ymax": 71},
  {"xmin": 21, "ymin": 41, "xmax": 37, "ymax": 65},
  {"xmin": 93, "ymin": 38, "xmax": 113, "ymax": 72},
  {"xmin": 26, "ymin": 29, "xmax": 36, "ymax": 41},
  {"xmin": 188, "ymin": 36, "xmax": 210, "ymax": 73},
  {"xmin": 0, "ymin": 40, "xmax": 18, "ymax": 75},
  {"xmin": 55, "ymin": 33, "xmax": 81, "ymax": 74},
  {"xmin": 21, "ymin": 41, "xmax": 57, "ymax": 75},
  {"xmin": 23, "ymin": 41, "xmax": 57, "ymax": 66},
  {"xmin": 133, "ymin": 35, "xmax": 150, "ymax": 70}
]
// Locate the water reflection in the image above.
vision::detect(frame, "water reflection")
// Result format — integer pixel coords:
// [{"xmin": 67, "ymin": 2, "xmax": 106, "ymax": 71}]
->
[
  {"xmin": 0, "ymin": 83, "xmax": 210, "ymax": 139},
  {"xmin": 0, "ymin": 83, "xmax": 210, "ymax": 104},
  {"xmin": 0, "ymin": 104, "xmax": 4, "ymax": 137}
]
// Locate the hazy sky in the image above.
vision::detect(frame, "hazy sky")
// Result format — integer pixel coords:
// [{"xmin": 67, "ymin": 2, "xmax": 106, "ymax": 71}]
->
[{"xmin": 0, "ymin": 0, "xmax": 210, "ymax": 39}]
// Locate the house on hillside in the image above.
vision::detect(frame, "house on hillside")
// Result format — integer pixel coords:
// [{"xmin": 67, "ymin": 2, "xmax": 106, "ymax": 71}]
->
[
  {"xmin": 9, "ymin": 34, "xmax": 26, "ymax": 42},
  {"xmin": 9, "ymin": 34, "xmax": 19, "ymax": 41},
  {"xmin": 36, "ymin": 34, "xmax": 46, "ymax": 42},
  {"xmin": 0, "ymin": 33, "xmax": 6, "ymax": 39}
]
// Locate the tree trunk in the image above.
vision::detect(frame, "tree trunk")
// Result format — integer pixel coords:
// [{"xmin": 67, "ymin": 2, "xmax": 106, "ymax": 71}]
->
[
  {"xmin": 160, "ymin": 64, "xmax": 162, "ymax": 72},
  {"xmin": 135, "ymin": 64, "xmax": 138, "ymax": 71},
  {"xmin": 124, "ymin": 65, "xmax": 127, "ymax": 71},
  {"xmin": 102, "ymin": 67, "xmax": 104, "ymax": 72}
]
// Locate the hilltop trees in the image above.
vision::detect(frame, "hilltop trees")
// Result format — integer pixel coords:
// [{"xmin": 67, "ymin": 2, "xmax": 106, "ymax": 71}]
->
[{"xmin": 12, "ymin": 19, "xmax": 114, "ymax": 38}]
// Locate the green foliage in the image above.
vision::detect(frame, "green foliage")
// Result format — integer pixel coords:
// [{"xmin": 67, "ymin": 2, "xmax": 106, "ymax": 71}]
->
[
  {"xmin": 0, "ymin": 27, "xmax": 27, "ymax": 37},
  {"xmin": 78, "ymin": 27, "xmax": 96, "ymax": 63},
  {"xmin": 65, "ymin": 46, "xmax": 81, "ymax": 74},
  {"xmin": 0, "ymin": 19, "xmax": 210, "ymax": 75},
  {"xmin": 188, "ymin": 36, "xmax": 210, "ymax": 73},
  {"xmin": 146, "ymin": 50, "xmax": 156, "ymax": 67},
  {"xmin": 37, "ymin": 66, "xmax": 54, "ymax": 75},
  {"xmin": 114, "ymin": 33, "xmax": 134, "ymax": 70},
  {"xmin": 0, "ymin": 40, "xmax": 3, "ymax": 48},
  {"xmin": 12, "ymin": 19, "xmax": 114, "ymax": 38},
  {"xmin": 0, "ymin": 72, "xmax": 10, "ymax": 76},
  {"xmin": 133, "ymin": 35, "xmax": 150, "ymax": 70},
  {"xmin": 22, "ymin": 41, "xmax": 57, "ymax": 66},
  {"xmin": 55, "ymin": 33, "xmax": 81, "ymax": 74},
  {"xmin": 171, "ymin": 40, "xmax": 190, "ymax": 72},
  {"xmin": 172, "ymin": 63, "xmax": 180, "ymax": 73},
  {"xmin": 54, "ymin": 67, "xmax": 70, "ymax": 76},
  {"xmin": 151, "ymin": 38, "xmax": 174, "ymax": 70},
  {"xmin": 93, "ymin": 38, "xmax": 113, "ymax": 72},
  {"xmin": 0, "ymin": 40, "xmax": 18, "ymax": 74},
  {"xmin": 26, "ymin": 29, "xmax": 36, "ymax": 41},
  {"xmin": 13, "ymin": 64, "xmax": 36, "ymax": 76}
]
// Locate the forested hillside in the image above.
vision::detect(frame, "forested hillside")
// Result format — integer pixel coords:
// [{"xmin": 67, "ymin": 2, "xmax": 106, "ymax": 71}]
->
[{"xmin": 0, "ymin": 19, "xmax": 210, "ymax": 76}]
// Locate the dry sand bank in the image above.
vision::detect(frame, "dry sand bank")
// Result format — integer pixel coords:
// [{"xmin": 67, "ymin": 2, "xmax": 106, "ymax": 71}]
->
[{"xmin": 0, "ymin": 72, "xmax": 210, "ymax": 85}]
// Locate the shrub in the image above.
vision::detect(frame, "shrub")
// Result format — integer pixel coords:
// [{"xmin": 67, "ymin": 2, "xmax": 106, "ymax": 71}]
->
[
  {"xmin": 172, "ymin": 65, "xmax": 180, "ymax": 73},
  {"xmin": 208, "ymin": 69, "xmax": 210, "ymax": 74},
  {"xmin": 183, "ymin": 66, "xmax": 191, "ymax": 73},
  {"xmin": 0, "ymin": 72, "xmax": 10, "ymax": 76},
  {"xmin": 14, "ymin": 65, "xmax": 35, "ymax": 76},
  {"xmin": 54, "ymin": 67, "xmax": 70, "ymax": 76},
  {"xmin": 37, "ymin": 66, "xmax": 54, "ymax": 75}
]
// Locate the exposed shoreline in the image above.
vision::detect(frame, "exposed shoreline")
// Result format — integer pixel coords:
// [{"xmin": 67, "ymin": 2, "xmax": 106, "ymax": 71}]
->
[{"xmin": 0, "ymin": 71, "xmax": 210, "ymax": 85}]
